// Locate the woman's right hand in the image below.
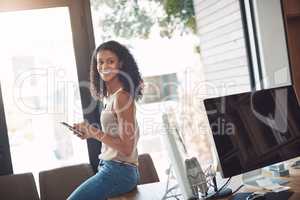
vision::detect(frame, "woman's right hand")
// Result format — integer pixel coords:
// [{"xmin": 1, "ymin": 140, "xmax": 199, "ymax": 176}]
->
[{"xmin": 72, "ymin": 121, "xmax": 103, "ymax": 140}]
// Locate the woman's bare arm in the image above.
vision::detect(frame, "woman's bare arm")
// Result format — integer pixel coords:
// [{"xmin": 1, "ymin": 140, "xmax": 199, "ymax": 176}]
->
[{"xmin": 73, "ymin": 91, "xmax": 136, "ymax": 156}]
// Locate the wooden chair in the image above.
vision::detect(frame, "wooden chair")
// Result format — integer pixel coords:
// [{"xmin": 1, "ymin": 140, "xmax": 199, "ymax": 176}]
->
[
  {"xmin": 0, "ymin": 172, "xmax": 40, "ymax": 200},
  {"xmin": 39, "ymin": 163, "xmax": 94, "ymax": 200},
  {"xmin": 137, "ymin": 153, "xmax": 159, "ymax": 185}
]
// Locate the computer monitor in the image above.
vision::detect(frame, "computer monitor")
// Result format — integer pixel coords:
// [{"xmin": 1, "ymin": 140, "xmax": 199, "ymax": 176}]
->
[{"xmin": 204, "ymin": 86, "xmax": 300, "ymax": 178}]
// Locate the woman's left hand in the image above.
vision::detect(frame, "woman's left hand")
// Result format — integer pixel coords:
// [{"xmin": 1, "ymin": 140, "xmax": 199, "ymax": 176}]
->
[{"xmin": 72, "ymin": 121, "xmax": 100, "ymax": 140}]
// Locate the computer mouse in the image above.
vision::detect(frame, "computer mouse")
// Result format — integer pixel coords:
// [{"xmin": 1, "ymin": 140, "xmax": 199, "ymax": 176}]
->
[{"xmin": 246, "ymin": 193, "xmax": 266, "ymax": 200}]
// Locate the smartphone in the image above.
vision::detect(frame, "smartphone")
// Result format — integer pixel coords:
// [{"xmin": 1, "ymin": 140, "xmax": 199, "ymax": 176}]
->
[{"xmin": 60, "ymin": 122, "xmax": 84, "ymax": 136}]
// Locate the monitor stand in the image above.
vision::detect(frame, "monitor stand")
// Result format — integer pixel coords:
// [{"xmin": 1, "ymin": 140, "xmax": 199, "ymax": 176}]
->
[{"xmin": 242, "ymin": 168, "xmax": 289, "ymax": 187}]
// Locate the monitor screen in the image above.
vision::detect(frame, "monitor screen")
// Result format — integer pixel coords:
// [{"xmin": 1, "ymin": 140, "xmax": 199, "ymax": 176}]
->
[{"xmin": 204, "ymin": 86, "xmax": 300, "ymax": 178}]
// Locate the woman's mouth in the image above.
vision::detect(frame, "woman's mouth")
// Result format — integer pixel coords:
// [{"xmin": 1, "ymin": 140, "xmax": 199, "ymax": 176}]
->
[{"xmin": 99, "ymin": 69, "xmax": 111, "ymax": 74}]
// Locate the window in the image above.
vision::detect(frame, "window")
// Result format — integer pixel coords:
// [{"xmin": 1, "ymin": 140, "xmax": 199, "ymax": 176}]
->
[{"xmin": 0, "ymin": 7, "xmax": 89, "ymax": 182}]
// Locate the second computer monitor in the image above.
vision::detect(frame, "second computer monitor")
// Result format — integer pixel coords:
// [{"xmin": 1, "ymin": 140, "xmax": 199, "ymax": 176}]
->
[{"xmin": 204, "ymin": 86, "xmax": 300, "ymax": 178}]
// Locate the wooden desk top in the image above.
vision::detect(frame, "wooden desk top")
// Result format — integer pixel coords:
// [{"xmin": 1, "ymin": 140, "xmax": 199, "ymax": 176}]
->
[
  {"xmin": 109, "ymin": 181, "xmax": 167, "ymax": 200},
  {"xmin": 110, "ymin": 168, "xmax": 300, "ymax": 200}
]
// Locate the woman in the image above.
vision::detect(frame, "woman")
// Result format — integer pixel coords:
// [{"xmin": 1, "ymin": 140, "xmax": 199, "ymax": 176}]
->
[{"xmin": 68, "ymin": 40, "xmax": 143, "ymax": 200}]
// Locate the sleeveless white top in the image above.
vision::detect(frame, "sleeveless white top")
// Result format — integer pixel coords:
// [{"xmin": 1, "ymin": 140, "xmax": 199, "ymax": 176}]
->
[{"xmin": 98, "ymin": 88, "xmax": 139, "ymax": 165}]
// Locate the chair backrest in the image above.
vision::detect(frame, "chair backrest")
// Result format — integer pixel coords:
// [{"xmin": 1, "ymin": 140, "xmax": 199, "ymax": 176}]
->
[
  {"xmin": 137, "ymin": 153, "xmax": 160, "ymax": 185},
  {"xmin": 39, "ymin": 163, "xmax": 94, "ymax": 200},
  {"xmin": 0, "ymin": 172, "xmax": 40, "ymax": 200}
]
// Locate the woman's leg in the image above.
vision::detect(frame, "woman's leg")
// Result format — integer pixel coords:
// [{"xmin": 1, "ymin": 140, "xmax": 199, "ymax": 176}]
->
[
  {"xmin": 67, "ymin": 160, "xmax": 139, "ymax": 200},
  {"xmin": 105, "ymin": 160, "xmax": 140, "ymax": 198},
  {"xmin": 67, "ymin": 163, "xmax": 115, "ymax": 200}
]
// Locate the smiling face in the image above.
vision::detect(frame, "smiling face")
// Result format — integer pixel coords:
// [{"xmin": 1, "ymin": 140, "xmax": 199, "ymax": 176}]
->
[{"xmin": 96, "ymin": 50, "xmax": 121, "ymax": 82}]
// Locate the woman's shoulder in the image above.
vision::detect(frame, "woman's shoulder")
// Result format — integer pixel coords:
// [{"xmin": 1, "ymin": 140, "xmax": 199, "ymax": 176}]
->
[
  {"xmin": 114, "ymin": 89, "xmax": 135, "ymax": 111},
  {"xmin": 116, "ymin": 88, "xmax": 130, "ymax": 97}
]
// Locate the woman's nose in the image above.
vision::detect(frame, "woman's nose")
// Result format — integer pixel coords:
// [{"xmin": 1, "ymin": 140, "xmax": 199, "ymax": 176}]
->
[
  {"xmin": 101, "ymin": 63, "xmax": 109, "ymax": 70},
  {"xmin": 98, "ymin": 63, "xmax": 106, "ymax": 70}
]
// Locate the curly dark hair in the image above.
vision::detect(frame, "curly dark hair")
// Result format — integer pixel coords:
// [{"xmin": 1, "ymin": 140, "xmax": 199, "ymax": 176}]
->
[{"xmin": 90, "ymin": 40, "xmax": 143, "ymax": 101}]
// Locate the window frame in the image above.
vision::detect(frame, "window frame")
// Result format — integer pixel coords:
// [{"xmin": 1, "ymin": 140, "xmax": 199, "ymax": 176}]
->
[{"xmin": 0, "ymin": 0, "xmax": 101, "ymax": 174}]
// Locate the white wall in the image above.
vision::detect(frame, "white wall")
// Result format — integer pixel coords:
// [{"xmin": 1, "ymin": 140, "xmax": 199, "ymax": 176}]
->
[{"xmin": 193, "ymin": 0, "xmax": 251, "ymax": 98}]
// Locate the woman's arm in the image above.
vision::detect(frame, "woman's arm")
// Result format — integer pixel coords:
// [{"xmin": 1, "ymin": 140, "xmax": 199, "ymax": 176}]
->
[{"xmin": 73, "ymin": 91, "xmax": 136, "ymax": 157}]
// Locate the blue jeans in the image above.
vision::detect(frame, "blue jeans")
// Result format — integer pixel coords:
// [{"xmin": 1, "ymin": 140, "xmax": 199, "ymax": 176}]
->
[{"xmin": 68, "ymin": 160, "xmax": 140, "ymax": 200}]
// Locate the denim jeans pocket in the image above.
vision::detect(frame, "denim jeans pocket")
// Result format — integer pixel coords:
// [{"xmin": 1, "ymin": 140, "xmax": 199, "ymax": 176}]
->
[{"xmin": 97, "ymin": 160, "xmax": 106, "ymax": 171}]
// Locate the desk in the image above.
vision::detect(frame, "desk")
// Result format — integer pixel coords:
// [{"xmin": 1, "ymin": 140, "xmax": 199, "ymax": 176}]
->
[
  {"xmin": 109, "ymin": 181, "xmax": 168, "ymax": 200},
  {"xmin": 219, "ymin": 167, "xmax": 300, "ymax": 200},
  {"xmin": 110, "ymin": 168, "xmax": 300, "ymax": 200}
]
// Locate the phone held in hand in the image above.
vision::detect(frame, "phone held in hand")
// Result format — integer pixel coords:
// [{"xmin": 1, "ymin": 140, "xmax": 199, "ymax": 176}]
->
[{"xmin": 60, "ymin": 122, "xmax": 84, "ymax": 136}]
